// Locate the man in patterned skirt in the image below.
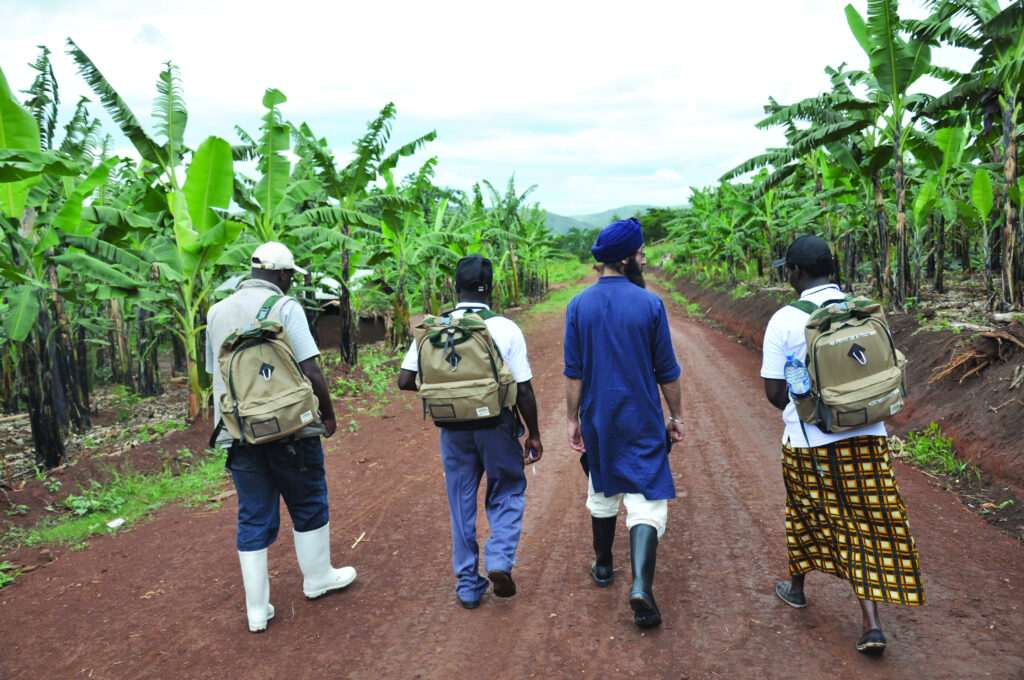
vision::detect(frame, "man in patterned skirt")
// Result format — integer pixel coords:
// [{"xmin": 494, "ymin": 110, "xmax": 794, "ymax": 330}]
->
[{"xmin": 761, "ymin": 234, "xmax": 925, "ymax": 654}]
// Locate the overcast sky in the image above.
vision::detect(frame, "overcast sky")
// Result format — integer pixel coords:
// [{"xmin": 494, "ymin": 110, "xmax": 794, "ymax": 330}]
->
[{"xmin": 0, "ymin": 0, "xmax": 981, "ymax": 216}]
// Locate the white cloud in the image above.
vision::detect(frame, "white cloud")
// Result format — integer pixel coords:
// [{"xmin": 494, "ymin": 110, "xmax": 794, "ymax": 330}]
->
[{"xmin": 0, "ymin": 0, "xmax": 982, "ymax": 215}]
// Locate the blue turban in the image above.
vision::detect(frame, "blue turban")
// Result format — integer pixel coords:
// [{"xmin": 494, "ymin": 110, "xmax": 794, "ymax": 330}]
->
[{"xmin": 591, "ymin": 218, "xmax": 644, "ymax": 262}]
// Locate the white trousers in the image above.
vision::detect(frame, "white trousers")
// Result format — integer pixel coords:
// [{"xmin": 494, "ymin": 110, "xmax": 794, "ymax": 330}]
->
[{"xmin": 586, "ymin": 475, "xmax": 668, "ymax": 538}]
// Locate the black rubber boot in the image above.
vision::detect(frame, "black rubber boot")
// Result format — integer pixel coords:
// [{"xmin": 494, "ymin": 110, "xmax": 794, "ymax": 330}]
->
[
  {"xmin": 628, "ymin": 523, "xmax": 662, "ymax": 628},
  {"xmin": 590, "ymin": 516, "xmax": 616, "ymax": 587}
]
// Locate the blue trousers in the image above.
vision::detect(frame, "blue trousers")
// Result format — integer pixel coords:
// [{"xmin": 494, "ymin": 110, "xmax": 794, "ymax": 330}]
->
[
  {"xmin": 227, "ymin": 437, "xmax": 330, "ymax": 551},
  {"xmin": 439, "ymin": 412, "xmax": 527, "ymax": 601}
]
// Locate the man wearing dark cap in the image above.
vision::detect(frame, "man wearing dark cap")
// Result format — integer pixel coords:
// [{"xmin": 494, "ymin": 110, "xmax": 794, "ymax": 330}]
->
[
  {"xmin": 563, "ymin": 218, "xmax": 685, "ymax": 628},
  {"xmin": 762, "ymin": 234, "xmax": 924, "ymax": 654},
  {"xmin": 397, "ymin": 254, "xmax": 543, "ymax": 609}
]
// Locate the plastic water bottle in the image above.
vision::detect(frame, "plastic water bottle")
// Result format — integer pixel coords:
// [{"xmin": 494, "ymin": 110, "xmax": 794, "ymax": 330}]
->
[{"xmin": 784, "ymin": 353, "xmax": 811, "ymax": 399}]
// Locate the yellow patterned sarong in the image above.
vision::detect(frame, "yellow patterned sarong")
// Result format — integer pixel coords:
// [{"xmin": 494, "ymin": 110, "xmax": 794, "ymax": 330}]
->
[{"xmin": 782, "ymin": 435, "xmax": 925, "ymax": 606}]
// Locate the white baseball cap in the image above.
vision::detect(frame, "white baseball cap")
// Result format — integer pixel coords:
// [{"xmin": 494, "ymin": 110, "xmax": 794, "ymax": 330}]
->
[{"xmin": 251, "ymin": 241, "xmax": 308, "ymax": 275}]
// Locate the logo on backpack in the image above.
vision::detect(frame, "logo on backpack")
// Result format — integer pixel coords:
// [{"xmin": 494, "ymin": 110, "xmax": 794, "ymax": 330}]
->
[
  {"xmin": 413, "ymin": 308, "xmax": 517, "ymax": 424},
  {"xmin": 259, "ymin": 363, "xmax": 275, "ymax": 381},
  {"xmin": 217, "ymin": 295, "xmax": 320, "ymax": 444},
  {"xmin": 789, "ymin": 296, "xmax": 907, "ymax": 433}
]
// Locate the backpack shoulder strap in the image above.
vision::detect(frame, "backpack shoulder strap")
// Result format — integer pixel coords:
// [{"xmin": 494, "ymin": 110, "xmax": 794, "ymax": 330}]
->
[
  {"xmin": 256, "ymin": 294, "xmax": 284, "ymax": 322},
  {"xmin": 788, "ymin": 300, "xmax": 818, "ymax": 315},
  {"xmin": 473, "ymin": 309, "xmax": 499, "ymax": 321}
]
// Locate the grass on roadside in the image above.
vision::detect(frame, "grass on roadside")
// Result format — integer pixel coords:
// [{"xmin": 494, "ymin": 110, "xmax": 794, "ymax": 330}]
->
[
  {"xmin": 0, "ymin": 447, "xmax": 230, "ymax": 580},
  {"xmin": 526, "ymin": 282, "xmax": 589, "ymax": 316},
  {"xmin": 652, "ymin": 275, "xmax": 703, "ymax": 317},
  {"xmin": 331, "ymin": 345, "xmax": 396, "ymax": 401},
  {"xmin": 547, "ymin": 259, "xmax": 591, "ymax": 284},
  {"xmin": 892, "ymin": 422, "xmax": 980, "ymax": 482}
]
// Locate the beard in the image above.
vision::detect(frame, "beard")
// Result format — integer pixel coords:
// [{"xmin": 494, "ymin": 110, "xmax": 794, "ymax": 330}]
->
[{"xmin": 624, "ymin": 256, "xmax": 645, "ymax": 288}]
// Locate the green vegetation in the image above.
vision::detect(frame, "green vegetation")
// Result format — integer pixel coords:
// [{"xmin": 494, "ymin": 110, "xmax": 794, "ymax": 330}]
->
[
  {"xmin": 546, "ymin": 259, "xmax": 591, "ymax": 284},
  {"xmin": 894, "ymin": 422, "xmax": 980, "ymax": 482},
  {"xmin": 331, "ymin": 345, "xmax": 397, "ymax": 400},
  {"xmin": 637, "ymin": 0, "xmax": 1024, "ymax": 319},
  {"xmin": 0, "ymin": 448, "xmax": 229, "ymax": 566},
  {"xmin": 0, "ymin": 45, "xmax": 563, "ymax": 472},
  {"xmin": 525, "ymin": 282, "xmax": 589, "ymax": 316},
  {"xmin": 0, "ymin": 562, "xmax": 18, "ymax": 589},
  {"xmin": 111, "ymin": 386, "xmax": 143, "ymax": 423}
]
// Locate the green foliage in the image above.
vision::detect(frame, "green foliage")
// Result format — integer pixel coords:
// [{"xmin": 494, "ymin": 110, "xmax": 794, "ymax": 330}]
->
[
  {"xmin": 0, "ymin": 448, "xmax": 228, "ymax": 554},
  {"xmin": 0, "ymin": 562, "xmax": 20, "ymax": 589},
  {"xmin": 111, "ymin": 385, "xmax": 142, "ymax": 423},
  {"xmin": 895, "ymin": 422, "xmax": 980, "ymax": 481},
  {"xmin": 524, "ymin": 282, "xmax": 588, "ymax": 316},
  {"xmin": 5, "ymin": 504, "xmax": 28, "ymax": 516},
  {"xmin": 331, "ymin": 345, "xmax": 397, "ymax": 400},
  {"xmin": 546, "ymin": 259, "xmax": 590, "ymax": 284}
]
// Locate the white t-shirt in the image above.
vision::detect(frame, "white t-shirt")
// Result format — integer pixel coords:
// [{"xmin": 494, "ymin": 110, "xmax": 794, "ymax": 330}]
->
[
  {"xmin": 401, "ymin": 302, "xmax": 533, "ymax": 382},
  {"xmin": 206, "ymin": 279, "xmax": 322, "ymax": 443},
  {"xmin": 760, "ymin": 283, "xmax": 887, "ymax": 447}
]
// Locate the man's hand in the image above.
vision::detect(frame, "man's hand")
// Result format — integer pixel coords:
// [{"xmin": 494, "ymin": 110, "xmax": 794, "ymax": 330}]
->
[
  {"xmin": 666, "ymin": 419, "xmax": 684, "ymax": 444},
  {"xmin": 322, "ymin": 416, "xmax": 337, "ymax": 438},
  {"xmin": 524, "ymin": 436, "xmax": 543, "ymax": 464},
  {"xmin": 567, "ymin": 420, "xmax": 586, "ymax": 453}
]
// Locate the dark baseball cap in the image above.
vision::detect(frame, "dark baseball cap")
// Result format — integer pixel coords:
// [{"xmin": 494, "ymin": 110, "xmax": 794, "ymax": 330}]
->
[
  {"xmin": 772, "ymin": 234, "xmax": 832, "ymax": 268},
  {"xmin": 455, "ymin": 254, "xmax": 492, "ymax": 293}
]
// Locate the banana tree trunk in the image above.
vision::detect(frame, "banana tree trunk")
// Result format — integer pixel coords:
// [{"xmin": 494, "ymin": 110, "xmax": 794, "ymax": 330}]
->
[
  {"xmin": 339, "ymin": 245, "xmax": 358, "ymax": 366},
  {"xmin": 874, "ymin": 172, "xmax": 890, "ymax": 300},
  {"xmin": 110, "ymin": 298, "xmax": 134, "ymax": 392},
  {"xmin": 1001, "ymin": 93, "xmax": 1020, "ymax": 307},
  {"xmin": 893, "ymin": 125, "xmax": 907, "ymax": 309},
  {"xmin": 1, "ymin": 348, "xmax": 16, "ymax": 413},
  {"xmin": 26, "ymin": 303, "xmax": 65, "ymax": 468},
  {"xmin": 507, "ymin": 242, "xmax": 520, "ymax": 306},
  {"xmin": 47, "ymin": 263, "xmax": 88, "ymax": 431},
  {"xmin": 935, "ymin": 211, "xmax": 945, "ymax": 294},
  {"xmin": 76, "ymin": 321, "xmax": 90, "ymax": 417},
  {"xmin": 136, "ymin": 306, "xmax": 161, "ymax": 398},
  {"xmin": 843, "ymin": 232, "xmax": 857, "ymax": 293}
]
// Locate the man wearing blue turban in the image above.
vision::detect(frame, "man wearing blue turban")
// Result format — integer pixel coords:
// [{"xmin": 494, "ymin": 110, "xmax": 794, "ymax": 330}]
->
[{"xmin": 563, "ymin": 217, "xmax": 685, "ymax": 628}]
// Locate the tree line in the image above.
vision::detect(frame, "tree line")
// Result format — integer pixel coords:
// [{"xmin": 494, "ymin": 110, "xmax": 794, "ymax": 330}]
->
[
  {"xmin": 650, "ymin": 0, "xmax": 1022, "ymax": 309},
  {"xmin": 0, "ymin": 42, "xmax": 560, "ymax": 470}
]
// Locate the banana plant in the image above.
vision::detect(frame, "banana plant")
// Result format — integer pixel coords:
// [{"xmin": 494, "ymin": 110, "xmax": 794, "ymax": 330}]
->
[
  {"xmin": 914, "ymin": 0, "xmax": 1024, "ymax": 306},
  {"xmin": 844, "ymin": 0, "xmax": 934, "ymax": 308},
  {"xmin": 291, "ymin": 106, "xmax": 435, "ymax": 364},
  {"xmin": 357, "ymin": 166, "xmax": 451, "ymax": 348},
  {"xmin": 67, "ymin": 41, "xmax": 240, "ymax": 417},
  {"xmin": 1, "ymin": 63, "xmax": 136, "ymax": 465}
]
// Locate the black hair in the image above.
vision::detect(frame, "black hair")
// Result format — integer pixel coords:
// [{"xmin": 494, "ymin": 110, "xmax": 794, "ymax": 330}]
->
[{"xmin": 791, "ymin": 254, "xmax": 834, "ymax": 279}]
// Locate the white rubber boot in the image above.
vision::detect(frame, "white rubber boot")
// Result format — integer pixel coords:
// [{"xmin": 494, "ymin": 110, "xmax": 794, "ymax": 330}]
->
[
  {"xmin": 238, "ymin": 548, "xmax": 275, "ymax": 633},
  {"xmin": 293, "ymin": 523, "xmax": 357, "ymax": 598}
]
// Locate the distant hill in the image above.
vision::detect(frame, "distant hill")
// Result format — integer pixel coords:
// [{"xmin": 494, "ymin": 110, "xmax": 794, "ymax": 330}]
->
[{"xmin": 544, "ymin": 205, "xmax": 675, "ymax": 235}]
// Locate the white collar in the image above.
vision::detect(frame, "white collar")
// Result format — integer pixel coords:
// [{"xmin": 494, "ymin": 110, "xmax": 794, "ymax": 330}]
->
[
  {"xmin": 456, "ymin": 301, "xmax": 490, "ymax": 310},
  {"xmin": 800, "ymin": 283, "xmax": 841, "ymax": 299}
]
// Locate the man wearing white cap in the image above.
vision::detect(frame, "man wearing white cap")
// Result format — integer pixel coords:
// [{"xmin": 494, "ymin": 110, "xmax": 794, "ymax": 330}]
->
[{"xmin": 206, "ymin": 241, "xmax": 355, "ymax": 633}]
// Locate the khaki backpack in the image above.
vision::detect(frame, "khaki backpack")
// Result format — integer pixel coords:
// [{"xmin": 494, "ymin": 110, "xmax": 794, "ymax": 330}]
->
[
  {"xmin": 218, "ymin": 295, "xmax": 320, "ymax": 444},
  {"xmin": 413, "ymin": 309, "xmax": 517, "ymax": 423},
  {"xmin": 790, "ymin": 296, "xmax": 907, "ymax": 433}
]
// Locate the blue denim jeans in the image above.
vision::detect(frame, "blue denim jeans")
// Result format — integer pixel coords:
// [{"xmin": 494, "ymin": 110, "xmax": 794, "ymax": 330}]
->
[
  {"xmin": 439, "ymin": 410, "xmax": 527, "ymax": 602},
  {"xmin": 227, "ymin": 437, "xmax": 330, "ymax": 551}
]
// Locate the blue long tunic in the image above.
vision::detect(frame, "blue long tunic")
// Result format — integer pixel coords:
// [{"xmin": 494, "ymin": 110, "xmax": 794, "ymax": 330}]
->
[{"xmin": 563, "ymin": 277, "xmax": 681, "ymax": 499}]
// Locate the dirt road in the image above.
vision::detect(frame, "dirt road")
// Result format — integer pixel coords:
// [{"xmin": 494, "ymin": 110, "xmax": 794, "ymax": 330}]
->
[{"xmin": 2, "ymin": 283, "xmax": 1022, "ymax": 679}]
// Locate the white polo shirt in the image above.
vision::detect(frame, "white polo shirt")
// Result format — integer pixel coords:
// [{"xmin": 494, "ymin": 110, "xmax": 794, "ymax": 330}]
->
[
  {"xmin": 401, "ymin": 302, "xmax": 533, "ymax": 382},
  {"xmin": 761, "ymin": 283, "xmax": 887, "ymax": 448}
]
